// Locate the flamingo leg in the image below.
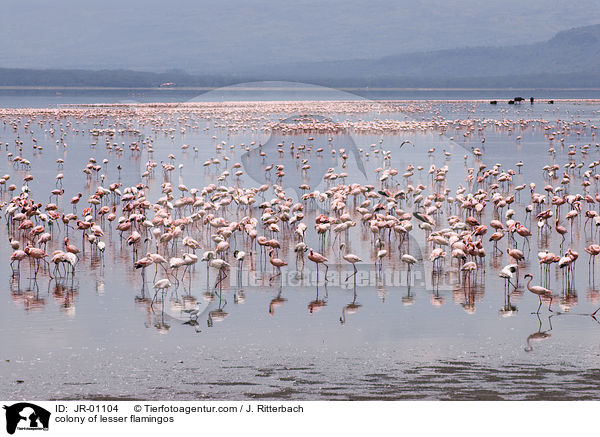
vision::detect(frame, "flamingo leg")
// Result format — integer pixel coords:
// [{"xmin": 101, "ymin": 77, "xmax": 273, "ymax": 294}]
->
[{"xmin": 345, "ymin": 264, "xmax": 357, "ymax": 282}]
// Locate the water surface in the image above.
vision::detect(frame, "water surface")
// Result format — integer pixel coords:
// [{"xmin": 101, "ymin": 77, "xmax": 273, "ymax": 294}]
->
[{"xmin": 1, "ymin": 92, "xmax": 600, "ymax": 400}]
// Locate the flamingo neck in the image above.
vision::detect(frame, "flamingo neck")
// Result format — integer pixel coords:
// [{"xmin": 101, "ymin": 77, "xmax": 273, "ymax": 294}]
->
[{"xmin": 526, "ymin": 276, "xmax": 533, "ymax": 290}]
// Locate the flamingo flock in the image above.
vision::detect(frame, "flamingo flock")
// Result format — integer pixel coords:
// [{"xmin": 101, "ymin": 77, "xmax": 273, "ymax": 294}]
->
[{"xmin": 2, "ymin": 99, "xmax": 600, "ymax": 327}]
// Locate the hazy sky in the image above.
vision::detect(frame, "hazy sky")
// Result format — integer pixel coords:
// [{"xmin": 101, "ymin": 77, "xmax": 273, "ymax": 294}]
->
[{"xmin": 1, "ymin": 0, "xmax": 599, "ymax": 72}]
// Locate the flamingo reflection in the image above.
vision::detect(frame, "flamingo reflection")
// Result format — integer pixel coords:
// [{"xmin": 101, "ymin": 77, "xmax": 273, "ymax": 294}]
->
[
  {"xmin": 308, "ymin": 285, "xmax": 327, "ymax": 314},
  {"xmin": 525, "ymin": 314, "xmax": 552, "ymax": 352},
  {"xmin": 207, "ymin": 289, "xmax": 228, "ymax": 327},
  {"xmin": 499, "ymin": 286, "xmax": 518, "ymax": 317},
  {"xmin": 339, "ymin": 288, "xmax": 361, "ymax": 325},
  {"xmin": 269, "ymin": 285, "xmax": 287, "ymax": 316}
]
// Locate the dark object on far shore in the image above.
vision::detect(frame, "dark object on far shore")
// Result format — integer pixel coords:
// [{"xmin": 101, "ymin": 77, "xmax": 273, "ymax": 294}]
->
[
  {"xmin": 514, "ymin": 96, "xmax": 525, "ymax": 102},
  {"xmin": 548, "ymin": 100, "xmax": 554, "ymax": 104},
  {"xmin": 530, "ymin": 97, "xmax": 534, "ymax": 104},
  {"xmin": 508, "ymin": 100, "xmax": 515, "ymax": 104},
  {"xmin": 490, "ymin": 100, "xmax": 497, "ymax": 104}
]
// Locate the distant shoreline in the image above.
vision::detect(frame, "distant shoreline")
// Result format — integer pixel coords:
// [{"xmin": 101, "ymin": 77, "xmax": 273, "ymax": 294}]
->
[{"xmin": 2, "ymin": 86, "xmax": 600, "ymax": 92}]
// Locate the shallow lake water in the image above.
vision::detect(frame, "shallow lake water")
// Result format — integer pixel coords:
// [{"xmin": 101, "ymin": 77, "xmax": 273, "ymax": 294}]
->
[{"xmin": 1, "ymin": 88, "xmax": 600, "ymax": 400}]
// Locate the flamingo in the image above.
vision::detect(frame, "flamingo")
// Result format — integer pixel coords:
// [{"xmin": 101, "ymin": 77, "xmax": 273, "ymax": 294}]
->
[
  {"xmin": 64, "ymin": 237, "xmax": 80, "ymax": 254},
  {"xmin": 268, "ymin": 249, "xmax": 287, "ymax": 281},
  {"xmin": 524, "ymin": 274, "xmax": 553, "ymax": 313},
  {"xmin": 152, "ymin": 278, "xmax": 172, "ymax": 305},
  {"xmin": 499, "ymin": 264, "xmax": 518, "ymax": 289},
  {"xmin": 24, "ymin": 246, "xmax": 51, "ymax": 278},
  {"xmin": 461, "ymin": 261, "xmax": 477, "ymax": 285},
  {"xmin": 308, "ymin": 249, "xmax": 328, "ymax": 283},
  {"xmin": 341, "ymin": 244, "xmax": 362, "ymax": 282},
  {"xmin": 585, "ymin": 244, "xmax": 600, "ymax": 271},
  {"xmin": 9, "ymin": 249, "xmax": 27, "ymax": 273},
  {"xmin": 209, "ymin": 257, "xmax": 230, "ymax": 288}
]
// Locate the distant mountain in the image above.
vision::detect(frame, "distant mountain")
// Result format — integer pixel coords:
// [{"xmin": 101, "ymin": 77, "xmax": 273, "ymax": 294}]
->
[
  {"xmin": 1, "ymin": 0, "xmax": 600, "ymax": 72},
  {"xmin": 1, "ymin": 25, "xmax": 599, "ymax": 89},
  {"xmin": 260, "ymin": 24, "xmax": 600, "ymax": 81}
]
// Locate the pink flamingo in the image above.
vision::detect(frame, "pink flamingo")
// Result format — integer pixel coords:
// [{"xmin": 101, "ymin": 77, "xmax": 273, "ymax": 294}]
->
[
  {"xmin": 268, "ymin": 249, "xmax": 288, "ymax": 281},
  {"xmin": 308, "ymin": 249, "xmax": 328, "ymax": 283},
  {"xmin": 524, "ymin": 274, "xmax": 553, "ymax": 313}
]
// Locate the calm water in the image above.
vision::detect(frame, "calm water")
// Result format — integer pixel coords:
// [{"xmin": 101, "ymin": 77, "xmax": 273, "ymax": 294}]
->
[
  {"xmin": 1, "ymin": 85, "xmax": 600, "ymax": 107},
  {"xmin": 1, "ymin": 89, "xmax": 600, "ymax": 400}
]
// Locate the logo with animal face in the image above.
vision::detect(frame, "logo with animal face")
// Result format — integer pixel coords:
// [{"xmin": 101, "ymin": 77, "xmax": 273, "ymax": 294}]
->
[{"xmin": 3, "ymin": 403, "xmax": 50, "ymax": 434}]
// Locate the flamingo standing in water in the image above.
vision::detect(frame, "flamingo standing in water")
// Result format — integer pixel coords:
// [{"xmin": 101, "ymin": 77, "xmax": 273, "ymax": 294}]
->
[
  {"xmin": 585, "ymin": 244, "xmax": 600, "ymax": 271},
  {"xmin": 9, "ymin": 249, "xmax": 27, "ymax": 273},
  {"xmin": 461, "ymin": 261, "xmax": 477, "ymax": 286},
  {"xmin": 499, "ymin": 264, "xmax": 518, "ymax": 290},
  {"xmin": 268, "ymin": 249, "xmax": 287, "ymax": 281},
  {"xmin": 401, "ymin": 254, "xmax": 417, "ymax": 284},
  {"xmin": 308, "ymin": 249, "xmax": 328, "ymax": 283},
  {"xmin": 152, "ymin": 278, "xmax": 172, "ymax": 305},
  {"xmin": 134, "ymin": 255, "xmax": 153, "ymax": 280},
  {"xmin": 209, "ymin": 257, "xmax": 230, "ymax": 288},
  {"xmin": 64, "ymin": 237, "xmax": 80, "ymax": 254},
  {"xmin": 24, "ymin": 246, "xmax": 51, "ymax": 278},
  {"xmin": 515, "ymin": 223, "xmax": 532, "ymax": 251},
  {"xmin": 341, "ymin": 245, "xmax": 361, "ymax": 282},
  {"xmin": 524, "ymin": 274, "xmax": 553, "ymax": 313}
]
